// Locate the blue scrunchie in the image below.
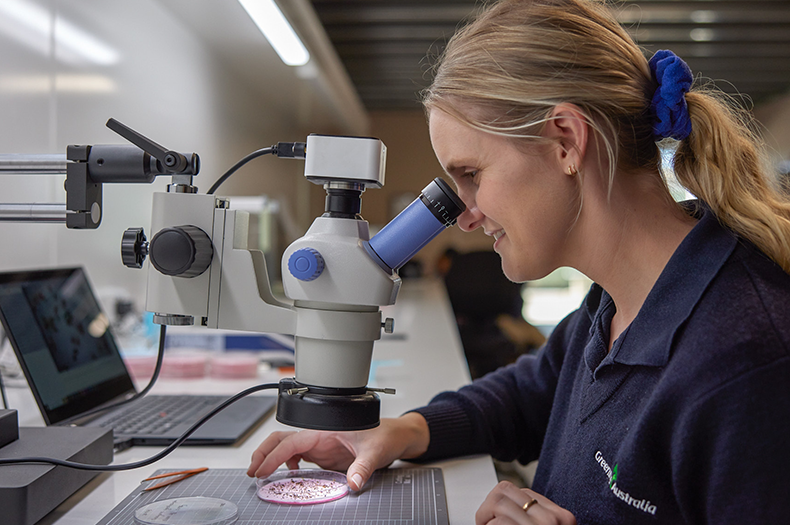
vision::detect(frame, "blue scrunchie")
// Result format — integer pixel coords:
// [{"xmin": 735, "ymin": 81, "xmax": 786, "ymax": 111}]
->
[{"xmin": 649, "ymin": 50, "xmax": 693, "ymax": 140}]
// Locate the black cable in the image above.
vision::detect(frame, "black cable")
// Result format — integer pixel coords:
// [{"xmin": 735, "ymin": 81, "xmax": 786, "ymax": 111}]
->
[
  {"xmin": 0, "ymin": 382, "xmax": 279, "ymax": 471},
  {"xmin": 73, "ymin": 324, "xmax": 167, "ymax": 422},
  {"xmin": 205, "ymin": 142, "xmax": 306, "ymax": 196},
  {"xmin": 206, "ymin": 147, "xmax": 276, "ymax": 195}
]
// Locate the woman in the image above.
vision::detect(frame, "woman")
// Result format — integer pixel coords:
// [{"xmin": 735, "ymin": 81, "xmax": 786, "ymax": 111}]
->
[{"xmin": 248, "ymin": 0, "xmax": 790, "ymax": 523}]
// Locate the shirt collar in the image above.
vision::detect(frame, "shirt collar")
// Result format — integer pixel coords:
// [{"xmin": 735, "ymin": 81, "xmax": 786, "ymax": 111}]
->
[{"xmin": 587, "ymin": 202, "xmax": 738, "ymax": 368}]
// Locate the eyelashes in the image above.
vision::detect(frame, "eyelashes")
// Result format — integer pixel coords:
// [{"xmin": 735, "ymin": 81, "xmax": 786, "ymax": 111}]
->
[
  {"xmin": 445, "ymin": 167, "xmax": 480, "ymax": 192},
  {"xmin": 463, "ymin": 170, "xmax": 480, "ymax": 186}
]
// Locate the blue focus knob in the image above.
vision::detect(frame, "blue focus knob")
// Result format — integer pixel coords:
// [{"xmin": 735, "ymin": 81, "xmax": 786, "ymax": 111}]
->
[{"xmin": 288, "ymin": 248, "xmax": 325, "ymax": 281}]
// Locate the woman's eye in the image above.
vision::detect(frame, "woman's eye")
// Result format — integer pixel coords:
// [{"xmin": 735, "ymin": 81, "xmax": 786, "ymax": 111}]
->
[{"xmin": 448, "ymin": 168, "xmax": 479, "ymax": 189}]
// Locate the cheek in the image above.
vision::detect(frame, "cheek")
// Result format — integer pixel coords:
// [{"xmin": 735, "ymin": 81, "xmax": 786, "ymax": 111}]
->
[
  {"xmin": 496, "ymin": 184, "xmax": 580, "ymax": 280},
  {"xmin": 455, "ymin": 181, "xmax": 478, "ymax": 210},
  {"xmin": 474, "ymin": 178, "xmax": 508, "ymax": 216}
]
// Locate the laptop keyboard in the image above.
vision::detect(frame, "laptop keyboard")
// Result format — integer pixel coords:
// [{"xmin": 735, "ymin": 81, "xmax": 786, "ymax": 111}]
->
[{"xmin": 98, "ymin": 395, "xmax": 220, "ymax": 435}]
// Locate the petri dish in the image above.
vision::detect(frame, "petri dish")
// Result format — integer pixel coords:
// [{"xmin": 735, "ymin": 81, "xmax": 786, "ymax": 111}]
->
[
  {"xmin": 134, "ymin": 496, "xmax": 238, "ymax": 525},
  {"xmin": 256, "ymin": 469, "xmax": 349, "ymax": 505}
]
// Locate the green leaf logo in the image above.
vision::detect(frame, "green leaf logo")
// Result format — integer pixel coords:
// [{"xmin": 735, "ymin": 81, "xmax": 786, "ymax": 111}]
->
[{"xmin": 610, "ymin": 464, "xmax": 618, "ymax": 488}]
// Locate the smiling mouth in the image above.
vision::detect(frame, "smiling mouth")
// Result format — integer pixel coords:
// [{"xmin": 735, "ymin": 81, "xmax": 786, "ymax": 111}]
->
[{"xmin": 492, "ymin": 230, "xmax": 505, "ymax": 241}]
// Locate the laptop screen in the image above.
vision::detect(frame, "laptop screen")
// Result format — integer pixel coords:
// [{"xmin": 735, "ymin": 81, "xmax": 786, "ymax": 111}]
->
[{"xmin": 0, "ymin": 267, "xmax": 135, "ymax": 424}]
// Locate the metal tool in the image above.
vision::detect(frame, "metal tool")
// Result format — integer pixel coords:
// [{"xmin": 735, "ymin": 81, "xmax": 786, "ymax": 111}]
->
[{"xmin": 143, "ymin": 467, "xmax": 209, "ymax": 491}]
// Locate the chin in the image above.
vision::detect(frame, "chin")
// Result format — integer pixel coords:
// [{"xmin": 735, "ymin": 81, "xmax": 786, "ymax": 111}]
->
[
  {"xmin": 501, "ymin": 264, "xmax": 529, "ymax": 284},
  {"xmin": 501, "ymin": 259, "xmax": 551, "ymax": 284}
]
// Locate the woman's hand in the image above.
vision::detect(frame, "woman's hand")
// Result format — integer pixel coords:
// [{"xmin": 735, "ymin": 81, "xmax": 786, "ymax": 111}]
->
[
  {"xmin": 246, "ymin": 413, "xmax": 430, "ymax": 491},
  {"xmin": 476, "ymin": 481, "xmax": 576, "ymax": 525}
]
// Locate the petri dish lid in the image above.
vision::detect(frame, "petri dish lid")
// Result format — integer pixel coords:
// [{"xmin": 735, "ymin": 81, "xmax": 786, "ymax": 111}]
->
[
  {"xmin": 134, "ymin": 496, "xmax": 238, "ymax": 525},
  {"xmin": 256, "ymin": 469, "xmax": 349, "ymax": 505}
]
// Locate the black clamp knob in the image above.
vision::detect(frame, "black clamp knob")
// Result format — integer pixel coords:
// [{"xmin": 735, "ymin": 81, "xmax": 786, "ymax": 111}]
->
[
  {"xmin": 121, "ymin": 227, "xmax": 148, "ymax": 269},
  {"xmin": 148, "ymin": 225, "xmax": 213, "ymax": 278}
]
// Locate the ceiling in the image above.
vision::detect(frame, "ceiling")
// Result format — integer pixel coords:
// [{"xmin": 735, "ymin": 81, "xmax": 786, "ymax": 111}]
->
[{"xmin": 308, "ymin": 0, "xmax": 790, "ymax": 111}]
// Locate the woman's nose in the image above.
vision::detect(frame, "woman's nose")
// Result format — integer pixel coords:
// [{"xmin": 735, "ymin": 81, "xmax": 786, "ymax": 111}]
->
[{"xmin": 457, "ymin": 205, "xmax": 484, "ymax": 232}]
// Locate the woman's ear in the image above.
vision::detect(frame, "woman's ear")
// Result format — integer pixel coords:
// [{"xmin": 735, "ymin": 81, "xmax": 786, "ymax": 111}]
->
[{"xmin": 543, "ymin": 103, "xmax": 589, "ymax": 173}]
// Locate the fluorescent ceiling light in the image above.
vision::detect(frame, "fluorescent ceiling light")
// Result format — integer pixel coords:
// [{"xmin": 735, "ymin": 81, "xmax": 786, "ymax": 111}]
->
[
  {"xmin": 55, "ymin": 74, "xmax": 117, "ymax": 92},
  {"xmin": 238, "ymin": 0, "xmax": 310, "ymax": 66},
  {"xmin": 0, "ymin": 0, "xmax": 119, "ymax": 66},
  {"xmin": 690, "ymin": 10, "xmax": 718, "ymax": 24},
  {"xmin": 55, "ymin": 16, "xmax": 120, "ymax": 66},
  {"xmin": 0, "ymin": 74, "xmax": 117, "ymax": 93},
  {"xmin": 690, "ymin": 28, "xmax": 715, "ymax": 42}
]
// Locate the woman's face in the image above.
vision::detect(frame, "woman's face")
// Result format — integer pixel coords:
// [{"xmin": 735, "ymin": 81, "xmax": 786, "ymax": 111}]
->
[{"xmin": 428, "ymin": 109, "xmax": 580, "ymax": 282}]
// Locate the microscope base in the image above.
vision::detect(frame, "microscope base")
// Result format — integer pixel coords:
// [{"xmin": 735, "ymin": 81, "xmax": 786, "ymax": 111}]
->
[{"xmin": 0, "ymin": 426, "xmax": 113, "ymax": 525}]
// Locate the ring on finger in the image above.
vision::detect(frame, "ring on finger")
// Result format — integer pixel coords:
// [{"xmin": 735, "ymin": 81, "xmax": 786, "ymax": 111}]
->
[{"xmin": 522, "ymin": 498, "xmax": 539, "ymax": 513}]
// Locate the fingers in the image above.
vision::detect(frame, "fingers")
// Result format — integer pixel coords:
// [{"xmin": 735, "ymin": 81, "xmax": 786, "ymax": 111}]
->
[
  {"xmin": 245, "ymin": 416, "xmax": 428, "ymax": 494},
  {"xmin": 346, "ymin": 455, "xmax": 377, "ymax": 491},
  {"xmin": 247, "ymin": 431, "xmax": 292, "ymax": 477},
  {"xmin": 524, "ymin": 490, "xmax": 575, "ymax": 524},
  {"xmin": 285, "ymin": 455, "xmax": 302, "ymax": 471},
  {"xmin": 246, "ymin": 431, "xmax": 316, "ymax": 478},
  {"xmin": 475, "ymin": 481, "xmax": 576, "ymax": 525},
  {"xmin": 260, "ymin": 431, "xmax": 322, "ymax": 478},
  {"xmin": 344, "ymin": 417, "xmax": 422, "ymax": 491},
  {"xmin": 476, "ymin": 482, "xmax": 518, "ymax": 525}
]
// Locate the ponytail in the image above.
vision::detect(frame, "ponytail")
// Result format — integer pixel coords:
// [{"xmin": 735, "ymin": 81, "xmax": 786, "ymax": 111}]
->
[{"xmin": 674, "ymin": 90, "xmax": 790, "ymax": 272}]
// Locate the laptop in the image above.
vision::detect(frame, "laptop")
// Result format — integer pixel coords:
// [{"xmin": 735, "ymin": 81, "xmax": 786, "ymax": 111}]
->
[{"xmin": 0, "ymin": 267, "xmax": 275, "ymax": 447}]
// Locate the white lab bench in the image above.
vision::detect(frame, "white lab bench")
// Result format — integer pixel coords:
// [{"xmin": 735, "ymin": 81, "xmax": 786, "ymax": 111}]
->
[{"xmin": 6, "ymin": 278, "xmax": 498, "ymax": 525}]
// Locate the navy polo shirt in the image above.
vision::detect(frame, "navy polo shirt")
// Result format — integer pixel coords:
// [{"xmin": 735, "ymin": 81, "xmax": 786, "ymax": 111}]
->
[{"xmin": 414, "ymin": 203, "xmax": 790, "ymax": 523}]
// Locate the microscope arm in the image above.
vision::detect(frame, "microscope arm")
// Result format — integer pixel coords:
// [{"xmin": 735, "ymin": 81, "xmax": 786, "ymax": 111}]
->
[
  {"xmin": 0, "ymin": 119, "xmax": 198, "ymax": 228},
  {"xmin": 0, "ymin": 154, "xmax": 69, "ymax": 223},
  {"xmin": 139, "ymin": 192, "xmax": 296, "ymax": 334},
  {"xmin": 206, "ymin": 207, "xmax": 296, "ymax": 332}
]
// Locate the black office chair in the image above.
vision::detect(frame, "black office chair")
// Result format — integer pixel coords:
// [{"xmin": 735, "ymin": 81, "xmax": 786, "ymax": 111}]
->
[{"xmin": 442, "ymin": 250, "xmax": 545, "ymax": 379}]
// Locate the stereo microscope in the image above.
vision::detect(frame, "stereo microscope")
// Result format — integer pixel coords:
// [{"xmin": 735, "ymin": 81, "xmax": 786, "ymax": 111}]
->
[{"xmin": 0, "ymin": 119, "xmax": 465, "ymax": 431}]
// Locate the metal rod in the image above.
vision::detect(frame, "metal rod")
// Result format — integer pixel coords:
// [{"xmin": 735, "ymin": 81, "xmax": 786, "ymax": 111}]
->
[
  {"xmin": 0, "ymin": 203, "xmax": 66, "ymax": 222},
  {"xmin": 0, "ymin": 154, "xmax": 67, "ymax": 175}
]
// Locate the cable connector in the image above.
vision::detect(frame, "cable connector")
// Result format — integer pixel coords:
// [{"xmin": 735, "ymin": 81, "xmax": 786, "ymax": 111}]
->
[{"xmin": 275, "ymin": 142, "xmax": 307, "ymax": 159}]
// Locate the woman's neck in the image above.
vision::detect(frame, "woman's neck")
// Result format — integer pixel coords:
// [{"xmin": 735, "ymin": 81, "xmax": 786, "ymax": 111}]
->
[{"xmin": 570, "ymin": 171, "xmax": 697, "ymax": 349}]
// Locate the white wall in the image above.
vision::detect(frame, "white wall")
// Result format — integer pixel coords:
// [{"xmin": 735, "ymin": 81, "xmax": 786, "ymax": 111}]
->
[{"xmin": 0, "ymin": 0, "xmax": 366, "ymax": 307}]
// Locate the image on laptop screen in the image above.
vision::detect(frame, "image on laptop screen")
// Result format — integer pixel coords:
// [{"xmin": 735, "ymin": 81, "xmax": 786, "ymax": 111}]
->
[{"xmin": 0, "ymin": 267, "xmax": 135, "ymax": 424}]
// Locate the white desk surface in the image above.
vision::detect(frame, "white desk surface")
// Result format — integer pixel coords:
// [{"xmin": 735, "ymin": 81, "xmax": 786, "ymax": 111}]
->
[{"xmin": 5, "ymin": 278, "xmax": 498, "ymax": 525}]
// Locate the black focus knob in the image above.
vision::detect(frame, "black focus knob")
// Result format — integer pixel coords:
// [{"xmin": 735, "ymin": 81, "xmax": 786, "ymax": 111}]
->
[
  {"xmin": 121, "ymin": 227, "xmax": 148, "ymax": 269},
  {"xmin": 148, "ymin": 225, "xmax": 213, "ymax": 278}
]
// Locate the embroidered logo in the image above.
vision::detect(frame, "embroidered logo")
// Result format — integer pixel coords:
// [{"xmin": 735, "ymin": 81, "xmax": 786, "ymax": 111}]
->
[
  {"xmin": 610, "ymin": 463, "xmax": 618, "ymax": 488},
  {"xmin": 595, "ymin": 451, "xmax": 657, "ymax": 516}
]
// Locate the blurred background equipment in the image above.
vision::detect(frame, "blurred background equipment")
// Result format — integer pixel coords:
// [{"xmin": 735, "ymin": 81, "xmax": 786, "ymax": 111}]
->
[{"xmin": 440, "ymin": 250, "xmax": 545, "ymax": 379}]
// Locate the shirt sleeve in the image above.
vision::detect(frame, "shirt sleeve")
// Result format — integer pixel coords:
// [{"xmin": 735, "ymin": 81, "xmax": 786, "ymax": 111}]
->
[{"xmin": 410, "ymin": 306, "xmax": 584, "ymax": 464}]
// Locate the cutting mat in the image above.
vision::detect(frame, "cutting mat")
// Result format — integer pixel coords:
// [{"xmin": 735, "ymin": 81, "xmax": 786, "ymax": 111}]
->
[{"xmin": 97, "ymin": 468, "xmax": 449, "ymax": 525}]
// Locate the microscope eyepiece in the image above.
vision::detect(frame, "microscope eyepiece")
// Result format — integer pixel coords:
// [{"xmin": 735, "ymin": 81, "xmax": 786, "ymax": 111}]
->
[
  {"xmin": 419, "ymin": 177, "xmax": 466, "ymax": 227},
  {"xmin": 364, "ymin": 178, "xmax": 465, "ymax": 272}
]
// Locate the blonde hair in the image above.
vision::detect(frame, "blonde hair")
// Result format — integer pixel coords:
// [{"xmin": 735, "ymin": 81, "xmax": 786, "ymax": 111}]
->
[{"xmin": 423, "ymin": 0, "xmax": 790, "ymax": 272}]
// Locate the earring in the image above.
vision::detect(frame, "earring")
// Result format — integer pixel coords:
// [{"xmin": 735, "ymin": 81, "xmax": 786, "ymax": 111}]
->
[{"xmin": 566, "ymin": 164, "xmax": 578, "ymax": 176}]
